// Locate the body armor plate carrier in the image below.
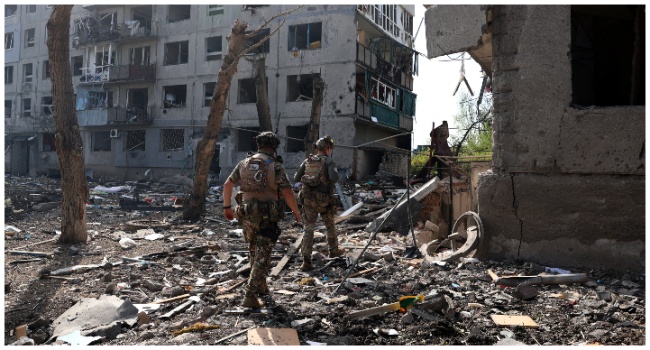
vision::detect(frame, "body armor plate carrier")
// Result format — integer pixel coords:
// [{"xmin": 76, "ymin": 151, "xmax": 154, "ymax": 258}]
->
[
  {"xmin": 301, "ymin": 154, "xmax": 327, "ymax": 187},
  {"xmin": 239, "ymin": 154, "xmax": 273, "ymax": 193}
]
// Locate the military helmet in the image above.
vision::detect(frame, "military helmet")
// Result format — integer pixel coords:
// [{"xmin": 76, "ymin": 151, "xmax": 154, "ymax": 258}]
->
[
  {"xmin": 255, "ymin": 131, "xmax": 281, "ymax": 149},
  {"xmin": 315, "ymin": 135, "xmax": 335, "ymax": 150}
]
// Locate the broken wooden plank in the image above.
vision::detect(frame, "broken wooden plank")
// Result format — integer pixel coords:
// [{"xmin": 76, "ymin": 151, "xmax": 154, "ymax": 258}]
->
[
  {"xmin": 348, "ymin": 302, "xmax": 400, "ymax": 320},
  {"xmin": 218, "ymin": 279, "xmax": 247, "ymax": 293},
  {"xmin": 159, "ymin": 296, "xmax": 199, "ymax": 319},
  {"xmin": 490, "ymin": 314, "xmax": 539, "ymax": 328},
  {"xmin": 269, "ymin": 234, "xmax": 303, "ymax": 277},
  {"xmin": 7, "ymin": 250, "xmax": 54, "ymax": 258},
  {"xmin": 152, "ymin": 294, "xmax": 191, "ymax": 304},
  {"xmin": 9, "ymin": 258, "xmax": 43, "ymax": 264},
  {"xmin": 332, "ymin": 267, "xmax": 381, "ymax": 283},
  {"xmin": 224, "ymin": 308, "xmax": 274, "ymax": 315}
]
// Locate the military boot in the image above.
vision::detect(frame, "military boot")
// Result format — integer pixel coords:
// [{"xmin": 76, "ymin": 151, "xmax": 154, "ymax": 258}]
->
[
  {"xmin": 328, "ymin": 247, "xmax": 346, "ymax": 258},
  {"xmin": 242, "ymin": 295, "xmax": 263, "ymax": 309},
  {"xmin": 300, "ymin": 257, "xmax": 313, "ymax": 271},
  {"xmin": 259, "ymin": 279, "xmax": 269, "ymax": 295}
]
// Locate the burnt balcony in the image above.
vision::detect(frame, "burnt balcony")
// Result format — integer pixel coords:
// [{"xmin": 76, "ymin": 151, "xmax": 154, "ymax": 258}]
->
[
  {"xmin": 356, "ymin": 42, "xmax": 414, "ymax": 90},
  {"xmin": 75, "ymin": 19, "xmax": 156, "ymax": 47},
  {"xmin": 78, "ymin": 64, "xmax": 155, "ymax": 85},
  {"xmin": 77, "ymin": 106, "xmax": 152, "ymax": 127}
]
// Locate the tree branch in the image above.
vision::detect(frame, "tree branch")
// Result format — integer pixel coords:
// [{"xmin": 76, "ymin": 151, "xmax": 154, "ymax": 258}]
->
[{"xmin": 238, "ymin": 5, "xmax": 303, "ymax": 58}]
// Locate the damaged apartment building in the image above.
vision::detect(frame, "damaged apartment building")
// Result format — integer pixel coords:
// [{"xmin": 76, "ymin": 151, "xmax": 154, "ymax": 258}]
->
[
  {"xmin": 4, "ymin": 5, "xmax": 417, "ymax": 181},
  {"xmin": 424, "ymin": 5, "xmax": 645, "ymax": 270}
]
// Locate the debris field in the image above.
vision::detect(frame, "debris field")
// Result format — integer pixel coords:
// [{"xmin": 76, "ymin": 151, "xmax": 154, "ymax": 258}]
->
[{"xmin": 3, "ymin": 175, "xmax": 645, "ymax": 345}]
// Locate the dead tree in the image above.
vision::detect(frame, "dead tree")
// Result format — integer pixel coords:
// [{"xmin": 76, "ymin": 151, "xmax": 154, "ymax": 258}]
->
[
  {"xmin": 183, "ymin": 8, "xmax": 300, "ymax": 221},
  {"xmin": 304, "ymin": 75, "xmax": 325, "ymax": 157},
  {"xmin": 254, "ymin": 56, "xmax": 272, "ymax": 131},
  {"xmin": 47, "ymin": 5, "xmax": 88, "ymax": 244}
]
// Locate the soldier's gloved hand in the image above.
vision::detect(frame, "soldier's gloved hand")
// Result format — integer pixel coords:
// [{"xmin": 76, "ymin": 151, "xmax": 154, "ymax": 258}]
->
[{"xmin": 224, "ymin": 207, "xmax": 235, "ymax": 221}]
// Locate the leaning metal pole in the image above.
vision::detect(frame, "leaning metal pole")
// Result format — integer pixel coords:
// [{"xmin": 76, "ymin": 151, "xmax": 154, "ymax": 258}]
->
[{"xmin": 332, "ymin": 189, "xmax": 410, "ymax": 295}]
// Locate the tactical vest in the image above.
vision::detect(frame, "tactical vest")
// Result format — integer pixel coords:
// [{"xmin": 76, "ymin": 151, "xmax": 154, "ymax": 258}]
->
[
  {"xmin": 239, "ymin": 154, "xmax": 273, "ymax": 193},
  {"xmin": 301, "ymin": 154, "xmax": 327, "ymax": 187}
]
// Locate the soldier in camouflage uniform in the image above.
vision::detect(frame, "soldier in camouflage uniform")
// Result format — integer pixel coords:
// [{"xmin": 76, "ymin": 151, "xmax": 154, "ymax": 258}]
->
[
  {"xmin": 294, "ymin": 135, "xmax": 345, "ymax": 271},
  {"xmin": 223, "ymin": 131, "xmax": 301, "ymax": 309}
]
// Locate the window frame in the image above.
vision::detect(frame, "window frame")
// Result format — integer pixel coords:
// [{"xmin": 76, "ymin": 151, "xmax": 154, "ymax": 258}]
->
[
  {"xmin": 22, "ymin": 98, "xmax": 32, "ymax": 117},
  {"xmin": 125, "ymin": 130, "xmax": 146, "ymax": 152},
  {"xmin": 92, "ymin": 131, "xmax": 112, "ymax": 152},
  {"xmin": 205, "ymin": 36, "xmax": 223, "ymax": 61},
  {"xmin": 23, "ymin": 63, "xmax": 33, "ymax": 83},
  {"xmin": 164, "ymin": 41, "xmax": 189, "ymax": 65},
  {"xmin": 42, "ymin": 60, "xmax": 50, "ymax": 79},
  {"xmin": 5, "ymin": 32, "xmax": 14, "ymax": 50},
  {"xmin": 41, "ymin": 96, "xmax": 53, "ymax": 116},
  {"xmin": 24, "ymin": 28, "xmax": 35, "ymax": 48},
  {"xmin": 288, "ymin": 22, "xmax": 322, "ymax": 51},
  {"xmin": 204, "ymin": 82, "xmax": 216, "ymax": 107},
  {"xmin": 5, "ymin": 65, "xmax": 14, "ymax": 84},
  {"xmin": 207, "ymin": 5, "xmax": 224, "ymax": 16},
  {"xmin": 5, "ymin": 100, "xmax": 12, "ymax": 118},
  {"xmin": 26, "ymin": 5, "xmax": 36, "ymax": 14}
]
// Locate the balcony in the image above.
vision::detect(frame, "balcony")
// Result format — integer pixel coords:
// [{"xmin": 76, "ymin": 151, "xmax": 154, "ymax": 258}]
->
[
  {"xmin": 75, "ymin": 19, "xmax": 156, "ymax": 47},
  {"xmin": 78, "ymin": 64, "xmax": 155, "ymax": 85},
  {"xmin": 357, "ymin": 42, "xmax": 414, "ymax": 90},
  {"xmin": 77, "ymin": 106, "xmax": 152, "ymax": 127},
  {"xmin": 355, "ymin": 99, "xmax": 412, "ymax": 131}
]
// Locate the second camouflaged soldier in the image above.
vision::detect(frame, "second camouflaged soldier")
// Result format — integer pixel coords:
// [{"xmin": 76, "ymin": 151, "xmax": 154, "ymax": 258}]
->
[
  {"xmin": 223, "ymin": 131, "xmax": 301, "ymax": 309},
  {"xmin": 294, "ymin": 135, "xmax": 345, "ymax": 271}
]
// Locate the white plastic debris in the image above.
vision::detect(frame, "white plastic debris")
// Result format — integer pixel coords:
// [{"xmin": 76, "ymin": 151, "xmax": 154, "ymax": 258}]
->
[
  {"xmin": 144, "ymin": 233, "xmax": 164, "ymax": 241},
  {"xmin": 119, "ymin": 237, "xmax": 137, "ymax": 249}
]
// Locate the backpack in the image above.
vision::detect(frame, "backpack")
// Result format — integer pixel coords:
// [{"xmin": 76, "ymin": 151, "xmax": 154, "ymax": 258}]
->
[
  {"xmin": 301, "ymin": 154, "xmax": 327, "ymax": 187},
  {"xmin": 239, "ymin": 154, "xmax": 273, "ymax": 193}
]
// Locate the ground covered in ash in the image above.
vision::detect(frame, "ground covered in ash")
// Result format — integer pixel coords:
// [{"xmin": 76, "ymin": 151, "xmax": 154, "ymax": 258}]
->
[{"xmin": 3, "ymin": 175, "xmax": 646, "ymax": 346}]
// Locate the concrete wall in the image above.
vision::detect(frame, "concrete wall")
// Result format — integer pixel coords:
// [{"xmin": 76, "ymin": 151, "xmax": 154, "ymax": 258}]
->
[{"xmin": 425, "ymin": 5, "xmax": 645, "ymax": 270}]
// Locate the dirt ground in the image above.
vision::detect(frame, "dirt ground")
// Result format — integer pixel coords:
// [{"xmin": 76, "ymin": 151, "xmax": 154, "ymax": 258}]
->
[{"xmin": 3, "ymin": 176, "xmax": 646, "ymax": 345}]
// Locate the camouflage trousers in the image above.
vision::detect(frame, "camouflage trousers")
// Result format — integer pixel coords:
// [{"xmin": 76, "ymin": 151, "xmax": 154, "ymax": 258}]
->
[
  {"xmin": 242, "ymin": 219, "xmax": 280, "ymax": 298},
  {"xmin": 301, "ymin": 190, "xmax": 338, "ymax": 260}
]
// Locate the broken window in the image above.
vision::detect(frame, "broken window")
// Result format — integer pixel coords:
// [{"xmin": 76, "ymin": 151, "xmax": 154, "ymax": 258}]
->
[
  {"xmin": 92, "ymin": 131, "xmax": 112, "ymax": 152},
  {"xmin": 22, "ymin": 98, "xmax": 32, "ymax": 117},
  {"xmin": 207, "ymin": 5, "xmax": 224, "ymax": 16},
  {"xmin": 41, "ymin": 96, "xmax": 52, "ymax": 116},
  {"xmin": 206, "ymin": 36, "xmax": 222, "ymax": 61},
  {"xmin": 243, "ymin": 28, "xmax": 270, "ymax": 54},
  {"xmin": 168, "ymin": 5, "xmax": 190, "ymax": 23},
  {"xmin": 571, "ymin": 5, "xmax": 645, "ymax": 106},
  {"xmin": 204, "ymin": 82, "xmax": 215, "ymax": 107},
  {"xmin": 129, "ymin": 46, "xmax": 150, "ymax": 65},
  {"xmin": 161, "ymin": 129, "xmax": 184, "ymax": 151},
  {"xmin": 42, "ymin": 133, "xmax": 56, "ymax": 152},
  {"xmin": 286, "ymin": 73, "xmax": 319, "ymax": 101},
  {"xmin": 71, "ymin": 55, "xmax": 83, "ymax": 76},
  {"xmin": 5, "ymin": 100, "xmax": 12, "ymax": 118},
  {"xmin": 26, "ymin": 5, "xmax": 36, "ymax": 14},
  {"xmin": 237, "ymin": 78, "xmax": 257, "ymax": 104},
  {"xmin": 95, "ymin": 50, "xmax": 116, "ymax": 70},
  {"xmin": 42, "ymin": 60, "xmax": 50, "ymax": 79},
  {"xmin": 288, "ymin": 22, "xmax": 322, "ymax": 50},
  {"xmin": 126, "ymin": 130, "xmax": 146, "ymax": 151},
  {"xmin": 286, "ymin": 125, "xmax": 308, "ymax": 153},
  {"xmin": 23, "ymin": 63, "xmax": 33, "ymax": 83},
  {"xmin": 371, "ymin": 78, "xmax": 396, "ymax": 108},
  {"xmin": 5, "ymin": 65, "xmax": 13, "ymax": 84},
  {"xmin": 164, "ymin": 41, "xmax": 189, "ymax": 65},
  {"xmin": 24, "ymin": 28, "xmax": 35, "ymax": 48},
  {"xmin": 5, "ymin": 32, "xmax": 14, "ymax": 50},
  {"xmin": 126, "ymin": 88, "xmax": 148, "ymax": 119},
  {"xmin": 163, "ymin": 85, "xmax": 187, "ymax": 108},
  {"xmin": 86, "ymin": 90, "xmax": 113, "ymax": 109},
  {"xmin": 5, "ymin": 5, "xmax": 17, "ymax": 17},
  {"xmin": 237, "ymin": 127, "xmax": 260, "ymax": 152}
]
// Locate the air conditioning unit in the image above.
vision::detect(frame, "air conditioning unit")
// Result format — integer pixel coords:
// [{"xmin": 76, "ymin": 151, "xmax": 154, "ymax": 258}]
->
[{"xmin": 110, "ymin": 129, "xmax": 119, "ymax": 138}]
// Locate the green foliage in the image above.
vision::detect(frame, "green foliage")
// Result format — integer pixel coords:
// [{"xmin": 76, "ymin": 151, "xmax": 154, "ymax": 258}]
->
[
  {"xmin": 410, "ymin": 150, "xmax": 430, "ymax": 176},
  {"xmin": 450, "ymin": 91, "xmax": 493, "ymax": 157}
]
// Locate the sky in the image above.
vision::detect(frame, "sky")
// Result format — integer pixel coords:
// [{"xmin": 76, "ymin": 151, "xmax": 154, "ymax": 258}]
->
[{"xmin": 411, "ymin": 5, "xmax": 486, "ymax": 148}]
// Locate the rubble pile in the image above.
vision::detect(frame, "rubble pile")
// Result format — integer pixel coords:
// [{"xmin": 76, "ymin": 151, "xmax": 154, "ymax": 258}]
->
[{"xmin": 4, "ymin": 175, "xmax": 645, "ymax": 345}]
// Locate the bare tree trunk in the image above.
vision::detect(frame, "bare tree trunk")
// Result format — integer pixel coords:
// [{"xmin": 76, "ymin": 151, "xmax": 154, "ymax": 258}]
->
[
  {"xmin": 47, "ymin": 5, "xmax": 88, "ymax": 244},
  {"xmin": 254, "ymin": 56, "xmax": 272, "ymax": 132},
  {"xmin": 183, "ymin": 20, "xmax": 249, "ymax": 221},
  {"xmin": 304, "ymin": 75, "xmax": 325, "ymax": 157}
]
